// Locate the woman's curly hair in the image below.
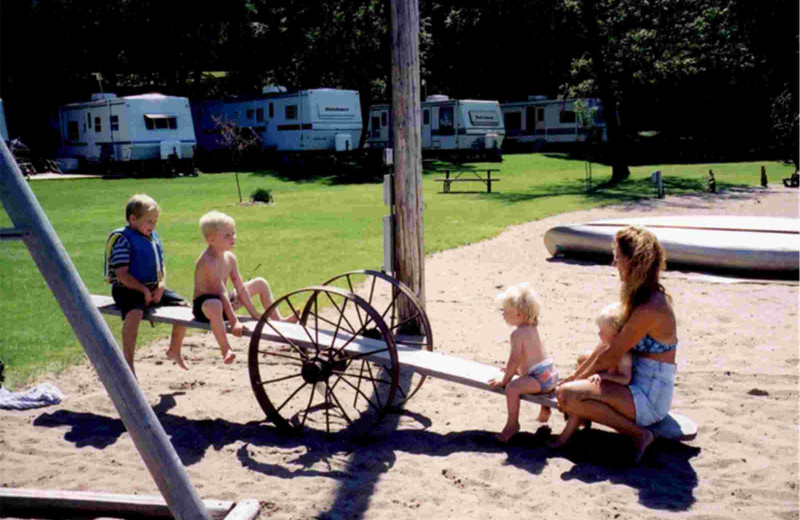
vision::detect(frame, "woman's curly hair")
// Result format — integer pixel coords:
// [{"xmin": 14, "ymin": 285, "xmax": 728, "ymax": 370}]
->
[{"xmin": 615, "ymin": 226, "xmax": 669, "ymax": 322}]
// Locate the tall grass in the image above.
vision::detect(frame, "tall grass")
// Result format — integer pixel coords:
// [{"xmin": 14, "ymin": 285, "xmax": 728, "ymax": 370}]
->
[{"xmin": 0, "ymin": 154, "xmax": 791, "ymax": 389}]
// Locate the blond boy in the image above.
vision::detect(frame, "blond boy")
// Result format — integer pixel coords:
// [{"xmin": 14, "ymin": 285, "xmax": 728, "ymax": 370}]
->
[
  {"xmin": 192, "ymin": 211, "xmax": 295, "ymax": 364},
  {"xmin": 105, "ymin": 194, "xmax": 188, "ymax": 375},
  {"xmin": 488, "ymin": 283, "xmax": 558, "ymax": 442}
]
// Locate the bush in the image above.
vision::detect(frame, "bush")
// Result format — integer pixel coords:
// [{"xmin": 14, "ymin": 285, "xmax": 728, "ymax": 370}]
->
[{"xmin": 251, "ymin": 188, "xmax": 273, "ymax": 204}]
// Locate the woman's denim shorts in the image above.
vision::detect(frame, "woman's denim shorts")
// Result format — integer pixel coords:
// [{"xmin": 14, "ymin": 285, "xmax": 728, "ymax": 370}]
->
[{"xmin": 629, "ymin": 356, "xmax": 676, "ymax": 426}]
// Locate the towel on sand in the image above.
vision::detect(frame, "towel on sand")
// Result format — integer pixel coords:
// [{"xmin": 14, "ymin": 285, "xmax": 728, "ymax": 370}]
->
[{"xmin": 0, "ymin": 383, "xmax": 65, "ymax": 410}]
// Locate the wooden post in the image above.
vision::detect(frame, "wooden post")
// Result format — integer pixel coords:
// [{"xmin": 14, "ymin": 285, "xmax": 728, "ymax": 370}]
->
[
  {"xmin": 0, "ymin": 140, "xmax": 212, "ymax": 520},
  {"xmin": 390, "ymin": 0, "xmax": 425, "ymax": 333}
]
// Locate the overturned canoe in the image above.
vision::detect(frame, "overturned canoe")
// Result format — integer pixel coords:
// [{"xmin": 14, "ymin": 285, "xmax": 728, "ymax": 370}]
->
[{"xmin": 544, "ymin": 216, "xmax": 800, "ymax": 272}]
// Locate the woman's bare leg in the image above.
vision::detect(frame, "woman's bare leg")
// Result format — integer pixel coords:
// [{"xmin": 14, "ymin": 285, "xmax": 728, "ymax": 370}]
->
[{"xmin": 556, "ymin": 379, "xmax": 654, "ymax": 463}]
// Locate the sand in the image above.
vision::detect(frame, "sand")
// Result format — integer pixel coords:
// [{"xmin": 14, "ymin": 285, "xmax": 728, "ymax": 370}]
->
[{"xmin": 1, "ymin": 185, "xmax": 798, "ymax": 520}]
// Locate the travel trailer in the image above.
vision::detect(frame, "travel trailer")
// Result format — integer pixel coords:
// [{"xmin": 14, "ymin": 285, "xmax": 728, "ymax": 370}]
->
[
  {"xmin": 500, "ymin": 96, "xmax": 606, "ymax": 150},
  {"xmin": 366, "ymin": 95, "xmax": 504, "ymax": 161},
  {"xmin": 58, "ymin": 93, "xmax": 196, "ymax": 173},
  {"xmin": 191, "ymin": 87, "xmax": 362, "ymax": 156}
]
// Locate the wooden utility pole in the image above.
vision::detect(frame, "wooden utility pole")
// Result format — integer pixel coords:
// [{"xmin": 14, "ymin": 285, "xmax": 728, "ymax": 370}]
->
[{"xmin": 390, "ymin": 0, "xmax": 425, "ymax": 328}]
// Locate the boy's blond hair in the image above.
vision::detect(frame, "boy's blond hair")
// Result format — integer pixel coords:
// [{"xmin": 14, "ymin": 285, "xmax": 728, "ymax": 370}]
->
[
  {"xmin": 596, "ymin": 302, "xmax": 624, "ymax": 332},
  {"xmin": 125, "ymin": 194, "xmax": 160, "ymax": 222},
  {"xmin": 496, "ymin": 283, "xmax": 541, "ymax": 326},
  {"xmin": 199, "ymin": 211, "xmax": 236, "ymax": 238}
]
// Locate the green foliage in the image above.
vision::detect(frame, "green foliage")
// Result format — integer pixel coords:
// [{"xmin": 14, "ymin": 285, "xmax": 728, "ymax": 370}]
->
[
  {"xmin": 251, "ymin": 187, "xmax": 274, "ymax": 203},
  {"xmin": 1, "ymin": 156, "xmax": 793, "ymax": 389}
]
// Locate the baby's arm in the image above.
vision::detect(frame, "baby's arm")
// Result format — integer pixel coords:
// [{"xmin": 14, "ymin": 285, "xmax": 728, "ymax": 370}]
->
[
  {"xmin": 593, "ymin": 352, "xmax": 632, "ymax": 385},
  {"xmin": 489, "ymin": 334, "xmax": 523, "ymax": 388},
  {"xmin": 228, "ymin": 254, "xmax": 259, "ymax": 319}
]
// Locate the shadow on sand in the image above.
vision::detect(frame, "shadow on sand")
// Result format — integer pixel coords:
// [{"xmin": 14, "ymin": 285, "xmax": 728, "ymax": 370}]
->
[{"xmin": 35, "ymin": 393, "xmax": 700, "ymax": 514}]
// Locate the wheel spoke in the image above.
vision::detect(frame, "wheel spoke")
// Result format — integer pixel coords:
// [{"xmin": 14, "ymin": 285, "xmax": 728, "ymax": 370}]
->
[
  {"xmin": 322, "ymin": 290, "xmax": 360, "ymax": 336},
  {"xmin": 261, "ymin": 372, "xmax": 304, "ymax": 386},
  {"xmin": 301, "ymin": 383, "xmax": 316, "ymax": 428},
  {"xmin": 276, "ymin": 381, "xmax": 308, "ymax": 415},
  {"xmin": 264, "ymin": 320, "xmax": 308, "ymax": 359},
  {"xmin": 326, "ymin": 384, "xmax": 352, "ymax": 426},
  {"xmin": 257, "ymin": 349, "xmax": 305, "ymax": 363}
]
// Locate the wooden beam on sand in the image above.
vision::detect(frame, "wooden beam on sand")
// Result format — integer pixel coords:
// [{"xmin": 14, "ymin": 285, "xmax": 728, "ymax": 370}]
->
[{"xmin": 0, "ymin": 489, "xmax": 263, "ymax": 520}]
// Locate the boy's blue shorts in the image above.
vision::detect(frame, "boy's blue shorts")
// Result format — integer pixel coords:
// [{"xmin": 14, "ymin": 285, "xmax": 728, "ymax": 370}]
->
[{"xmin": 111, "ymin": 284, "xmax": 187, "ymax": 319}]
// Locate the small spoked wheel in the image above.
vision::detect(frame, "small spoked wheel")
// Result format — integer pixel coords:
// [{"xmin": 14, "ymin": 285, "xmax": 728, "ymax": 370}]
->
[
  {"xmin": 248, "ymin": 286, "xmax": 399, "ymax": 436},
  {"xmin": 321, "ymin": 270, "xmax": 433, "ymax": 406}
]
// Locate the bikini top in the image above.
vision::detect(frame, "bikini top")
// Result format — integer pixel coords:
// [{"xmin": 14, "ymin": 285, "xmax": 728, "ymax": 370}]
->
[{"xmin": 632, "ymin": 334, "xmax": 677, "ymax": 354}]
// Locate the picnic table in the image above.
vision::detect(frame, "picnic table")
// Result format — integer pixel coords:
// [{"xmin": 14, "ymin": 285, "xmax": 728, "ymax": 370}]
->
[{"xmin": 435, "ymin": 168, "xmax": 500, "ymax": 193}]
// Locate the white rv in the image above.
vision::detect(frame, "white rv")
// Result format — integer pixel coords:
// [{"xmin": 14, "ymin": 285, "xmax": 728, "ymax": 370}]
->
[
  {"xmin": 58, "ymin": 93, "xmax": 196, "ymax": 172},
  {"xmin": 191, "ymin": 87, "xmax": 362, "ymax": 155},
  {"xmin": 500, "ymin": 96, "xmax": 606, "ymax": 150},
  {"xmin": 366, "ymin": 95, "xmax": 504, "ymax": 161},
  {"xmin": 0, "ymin": 99, "xmax": 8, "ymax": 142}
]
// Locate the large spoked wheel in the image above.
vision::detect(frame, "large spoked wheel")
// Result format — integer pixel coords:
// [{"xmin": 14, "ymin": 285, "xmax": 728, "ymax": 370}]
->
[
  {"xmin": 321, "ymin": 270, "xmax": 433, "ymax": 406},
  {"xmin": 248, "ymin": 286, "xmax": 399, "ymax": 436}
]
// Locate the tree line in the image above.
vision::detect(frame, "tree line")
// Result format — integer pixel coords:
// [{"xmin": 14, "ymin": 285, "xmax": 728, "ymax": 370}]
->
[{"xmin": 1, "ymin": 0, "xmax": 796, "ymax": 170}]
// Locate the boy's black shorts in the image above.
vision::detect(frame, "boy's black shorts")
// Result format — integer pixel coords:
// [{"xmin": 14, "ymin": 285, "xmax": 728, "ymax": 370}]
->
[{"xmin": 111, "ymin": 284, "xmax": 187, "ymax": 320}]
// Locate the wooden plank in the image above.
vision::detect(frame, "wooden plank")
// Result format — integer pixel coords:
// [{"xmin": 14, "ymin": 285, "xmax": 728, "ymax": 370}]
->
[
  {"xmin": 224, "ymin": 499, "xmax": 261, "ymax": 520},
  {"xmin": 0, "ymin": 488, "xmax": 233, "ymax": 519},
  {"xmin": 435, "ymin": 179, "xmax": 502, "ymax": 182},
  {"xmin": 92, "ymin": 295, "xmax": 697, "ymax": 440}
]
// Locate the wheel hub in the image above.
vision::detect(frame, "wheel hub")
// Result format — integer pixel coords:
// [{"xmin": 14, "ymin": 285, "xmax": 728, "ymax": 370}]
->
[{"xmin": 301, "ymin": 359, "xmax": 331, "ymax": 384}]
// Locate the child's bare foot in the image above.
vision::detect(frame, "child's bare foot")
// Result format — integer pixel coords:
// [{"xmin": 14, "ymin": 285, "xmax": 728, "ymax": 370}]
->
[
  {"xmin": 166, "ymin": 350, "xmax": 189, "ymax": 370},
  {"xmin": 632, "ymin": 428, "xmax": 655, "ymax": 464},
  {"xmin": 284, "ymin": 314, "xmax": 299, "ymax": 324},
  {"xmin": 222, "ymin": 349, "xmax": 236, "ymax": 364},
  {"xmin": 537, "ymin": 406, "xmax": 552, "ymax": 423},
  {"xmin": 496, "ymin": 422, "xmax": 520, "ymax": 443}
]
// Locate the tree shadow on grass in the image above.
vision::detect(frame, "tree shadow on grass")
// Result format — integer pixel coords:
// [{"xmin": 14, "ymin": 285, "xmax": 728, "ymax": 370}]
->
[{"xmin": 34, "ymin": 395, "xmax": 700, "ymax": 514}]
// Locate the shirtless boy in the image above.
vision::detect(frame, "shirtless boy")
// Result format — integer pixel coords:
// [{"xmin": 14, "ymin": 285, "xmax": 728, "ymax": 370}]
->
[
  {"xmin": 192, "ymin": 211, "xmax": 296, "ymax": 364},
  {"xmin": 489, "ymin": 283, "xmax": 558, "ymax": 442}
]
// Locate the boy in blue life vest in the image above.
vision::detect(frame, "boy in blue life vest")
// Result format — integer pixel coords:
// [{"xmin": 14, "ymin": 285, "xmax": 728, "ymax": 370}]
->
[{"xmin": 105, "ymin": 194, "xmax": 189, "ymax": 376}]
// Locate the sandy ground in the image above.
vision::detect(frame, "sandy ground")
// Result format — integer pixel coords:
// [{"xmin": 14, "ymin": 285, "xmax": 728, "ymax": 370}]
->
[{"xmin": 1, "ymin": 185, "xmax": 798, "ymax": 520}]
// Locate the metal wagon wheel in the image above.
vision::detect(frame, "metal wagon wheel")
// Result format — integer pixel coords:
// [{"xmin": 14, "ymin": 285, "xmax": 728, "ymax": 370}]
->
[
  {"xmin": 321, "ymin": 270, "xmax": 433, "ymax": 406},
  {"xmin": 248, "ymin": 286, "xmax": 399, "ymax": 436}
]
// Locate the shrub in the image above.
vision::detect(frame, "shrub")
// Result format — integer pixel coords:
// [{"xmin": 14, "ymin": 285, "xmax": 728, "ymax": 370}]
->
[{"xmin": 251, "ymin": 188, "xmax": 273, "ymax": 204}]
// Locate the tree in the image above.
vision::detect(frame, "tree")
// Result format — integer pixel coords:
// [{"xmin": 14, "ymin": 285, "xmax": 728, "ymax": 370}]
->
[{"xmin": 562, "ymin": 0, "xmax": 760, "ymax": 184}]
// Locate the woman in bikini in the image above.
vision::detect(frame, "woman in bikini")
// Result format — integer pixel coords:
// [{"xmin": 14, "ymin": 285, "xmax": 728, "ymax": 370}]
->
[{"xmin": 555, "ymin": 226, "xmax": 678, "ymax": 463}]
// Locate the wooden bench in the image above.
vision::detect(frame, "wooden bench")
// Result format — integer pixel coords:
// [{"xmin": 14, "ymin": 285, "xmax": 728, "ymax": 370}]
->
[
  {"xmin": 435, "ymin": 168, "xmax": 500, "ymax": 193},
  {"xmin": 91, "ymin": 295, "xmax": 696, "ymax": 441}
]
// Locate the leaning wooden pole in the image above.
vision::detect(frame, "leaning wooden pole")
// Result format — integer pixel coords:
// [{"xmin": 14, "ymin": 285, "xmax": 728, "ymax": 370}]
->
[
  {"xmin": 390, "ymin": 0, "xmax": 425, "ymax": 328},
  {"xmin": 0, "ymin": 140, "xmax": 212, "ymax": 520}
]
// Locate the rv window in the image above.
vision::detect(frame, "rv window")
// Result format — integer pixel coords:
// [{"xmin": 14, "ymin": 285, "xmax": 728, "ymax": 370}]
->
[
  {"xmin": 110, "ymin": 115, "xmax": 119, "ymax": 132},
  {"xmin": 559, "ymin": 110, "xmax": 576, "ymax": 124},
  {"xmin": 168, "ymin": 117, "xmax": 177, "ymax": 129},
  {"xmin": 381, "ymin": 112, "xmax": 387, "ymax": 127},
  {"xmin": 155, "ymin": 117, "xmax": 169, "ymax": 129},
  {"xmin": 256, "ymin": 108, "xmax": 264, "ymax": 122},
  {"xmin": 269, "ymin": 103, "xmax": 274, "ymax": 118},
  {"xmin": 286, "ymin": 105, "xmax": 297, "ymax": 120},
  {"xmin": 423, "ymin": 110, "xmax": 429, "ymax": 125},
  {"xmin": 67, "ymin": 121, "xmax": 79, "ymax": 141},
  {"xmin": 144, "ymin": 116, "xmax": 155, "ymax": 130},
  {"xmin": 439, "ymin": 107, "xmax": 454, "ymax": 135},
  {"xmin": 504, "ymin": 112, "xmax": 521, "ymax": 132},
  {"xmin": 144, "ymin": 115, "xmax": 175, "ymax": 130},
  {"xmin": 537, "ymin": 108, "xmax": 544, "ymax": 122},
  {"xmin": 247, "ymin": 109, "xmax": 255, "ymax": 120},
  {"xmin": 87, "ymin": 113, "xmax": 91, "ymax": 127},
  {"xmin": 94, "ymin": 117, "xmax": 101, "ymax": 132},
  {"xmin": 371, "ymin": 116, "xmax": 381, "ymax": 138}
]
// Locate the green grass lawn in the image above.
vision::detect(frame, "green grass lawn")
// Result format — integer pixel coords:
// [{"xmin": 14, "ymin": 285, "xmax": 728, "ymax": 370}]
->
[{"xmin": 1, "ymin": 153, "xmax": 792, "ymax": 389}]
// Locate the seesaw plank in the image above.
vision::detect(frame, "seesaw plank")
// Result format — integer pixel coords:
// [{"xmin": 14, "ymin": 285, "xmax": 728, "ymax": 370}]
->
[{"xmin": 91, "ymin": 295, "xmax": 696, "ymax": 440}]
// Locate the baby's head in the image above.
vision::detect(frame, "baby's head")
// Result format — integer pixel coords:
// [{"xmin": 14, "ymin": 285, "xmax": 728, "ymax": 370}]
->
[
  {"xmin": 199, "ymin": 211, "xmax": 236, "ymax": 246},
  {"xmin": 125, "ymin": 194, "xmax": 160, "ymax": 236},
  {"xmin": 596, "ymin": 302, "xmax": 623, "ymax": 344},
  {"xmin": 496, "ymin": 283, "xmax": 540, "ymax": 326}
]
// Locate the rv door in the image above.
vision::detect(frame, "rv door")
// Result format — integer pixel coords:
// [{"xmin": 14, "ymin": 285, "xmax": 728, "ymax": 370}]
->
[{"xmin": 422, "ymin": 108, "xmax": 431, "ymax": 148}]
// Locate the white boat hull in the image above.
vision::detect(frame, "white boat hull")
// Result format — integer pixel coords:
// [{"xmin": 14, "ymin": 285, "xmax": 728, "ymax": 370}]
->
[{"xmin": 544, "ymin": 216, "xmax": 800, "ymax": 272}]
